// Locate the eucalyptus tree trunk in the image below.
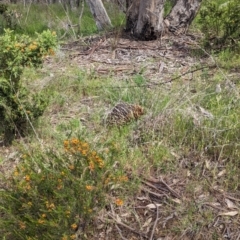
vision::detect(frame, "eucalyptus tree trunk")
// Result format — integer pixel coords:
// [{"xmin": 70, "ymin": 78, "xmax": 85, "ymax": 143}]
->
[
  {"xmin": 85, "ymin": 0, "xmax": 112, "ymax": 31},
  {"xmin": 165, "ymin": 0, "xmax": 202, "ymax": 34},
  {"xmin": 126, "ymin": 0, "xmax": 202, "ymax": 40},
  {"xmin": 126, "ymin": 0, "xmax": 165, "ymax": 40}
]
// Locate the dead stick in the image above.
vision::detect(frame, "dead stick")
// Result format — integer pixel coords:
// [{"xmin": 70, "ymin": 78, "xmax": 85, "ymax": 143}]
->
[
  {"xmin": 160, "ymin": 177, "xmax": 181, "ymax": 199},
  {"xmin": 106, "ymin": 214, "xmax": 149, "ymax": 239},
  {"xmin": 141, "ymin": 186, "xmax": 168, "ymax": 199},
  {"xmin": 149, "ymin": 203, "xmax": 160, "ymax": 240},
  {"xmin": 115, "ymin": 224, "xmax": 128, "ymax": 240}
]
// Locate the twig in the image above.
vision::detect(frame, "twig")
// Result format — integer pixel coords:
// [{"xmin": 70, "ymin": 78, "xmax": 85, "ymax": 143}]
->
[
  {"xmin": 160, "ymin": 177, "xmax": 181, "ymax": 199},
  {"xmin": 202, "ymin": 202, "xmax": 225, "ymax": 211},
  {"xmin": 107, "ymin": 214, "xmax": 149, "ymax": 239},
  {"xmin": 142, "ymin": 180, "xmax": 170, "ymax": 197},
  {"xmin": 141, "ymin": 186, "xmax": 168, "ymax": 199},
  {"xmin": 162, "ymin": 212, "xmax": 176, "ymax": 228},
  {"xmin": 236, "ymin": 232, "xmax": 240, "ymax": 240},
  {"xmin": 115, "ymin": 224, "xmax": 128, "ymax": 240},
  {"xmin": 149, "ymin": 203, "xmax": 160, "ymax": 240},
  {"xmin": 87, "ymin": 39, "xmax": 104, "ymax": 59},
  {"xmin": 145, "ymin": 177, "xmax": 181, "ymax": 199},
  {"xmin": 224, "ymin": 195, "xmax": 240, "ymax": 202}
]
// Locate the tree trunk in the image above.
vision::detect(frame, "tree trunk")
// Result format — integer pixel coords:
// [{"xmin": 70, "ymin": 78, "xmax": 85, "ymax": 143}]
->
[
  {"xmin": 85, "ymin": 0, "xmax": 112, "ymax": 31},
  {"xmin": 165, "ymin": 0, "xmax": 202, "ymax": 34},
  {"xmin": 126, "ymin": 0, "xmax": 202, "ymax": 40},
  {"xmin": 126, "ymin": 0, "xmax": 165, "ymax": 40}
]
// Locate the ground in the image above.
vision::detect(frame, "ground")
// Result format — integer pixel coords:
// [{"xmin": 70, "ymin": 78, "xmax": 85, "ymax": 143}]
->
[{"xmin": 1, "ymin": 31, "xmax": 240, "ymax": 240}]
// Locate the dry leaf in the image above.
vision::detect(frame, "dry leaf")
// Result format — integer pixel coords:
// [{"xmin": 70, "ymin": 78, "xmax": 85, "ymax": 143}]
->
[
  {"xmin": 159, "ymin": 61, "xmax": 165, "ymax": 73},
  {"xmin": 205, "ymin": 160, "xmax": 211, "ymax": 170},
  {"xmin": 97, "ymin": 224, "xmax": 105, "ymax": 230},
  {"xmin": 142, "ymin": 217, "xmax": 152, "ymax": 228},
  {"xmin": 116, "ymin": 214, "xmax": 122, "ymax": 222},
  {"xmin": 197, "ymin": 106, "xmax": 214, "ymax": 119},
  {"xmin": 146, "ymin": 203, "xmax": 162, "ymax": 209},
  {"xmin": 217, "ymin": 169, "xmax": 226, "ymax": 177},
  {"xmin": 218, "ymin": 211, "xmax": 238, "ymax": 216},
  {"xmin": 120, "ymin": 213, "xmax": 130, "ymax": 217},
  {"xmin": 137, "ymin": 196, "xmax": 149, "ymax": 201},
  {"xmin": 225, "ymin": 198, "xmax": 237, "ymax": 209},
  {"xmin": 172, "ymin": 198, "xmax": 181, "ymax": 204}
]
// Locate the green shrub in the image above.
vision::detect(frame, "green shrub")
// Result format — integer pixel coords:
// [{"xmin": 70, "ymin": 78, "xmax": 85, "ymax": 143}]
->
[
  {"xmin": 0, "ymin": 29, "xmax": 57, "ymax": 144},
  {"xmin": 198, "ymin": 0, "xmax": 240, "ymax": 50},
  {"xmin": 0, "ymin": 138, "xmax": 129, "ymax": 239}
]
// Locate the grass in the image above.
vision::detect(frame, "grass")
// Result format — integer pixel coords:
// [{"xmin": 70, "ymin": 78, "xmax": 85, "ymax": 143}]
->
[
  {"xmin": 1, "ymin": 1, "xmax": 240, "ymax": 239},
  {"xmin": 1, "ymin": 2, "xmax": 125, "ymax": 38}
]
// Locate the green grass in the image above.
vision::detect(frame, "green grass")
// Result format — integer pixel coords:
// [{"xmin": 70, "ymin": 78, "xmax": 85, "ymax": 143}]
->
[
  {"xmin": 1, "ymin": 2, "xmax": 125, "ymax": 38},
  {"xmin": 1, "ymin": 1, "xmax": 240, "ymax": 239}
]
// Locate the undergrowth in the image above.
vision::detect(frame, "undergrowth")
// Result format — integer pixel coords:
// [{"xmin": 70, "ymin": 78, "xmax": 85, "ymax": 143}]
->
[{"xmin": 0, "ymin": 1, "xmax": 240, "ymax": 239}]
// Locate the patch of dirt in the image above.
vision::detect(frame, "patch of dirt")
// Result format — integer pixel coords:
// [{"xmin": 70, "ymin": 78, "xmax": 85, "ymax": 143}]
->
[{"xmin": 60, "ymin": 32, "xmax": 213, "ymax": 85}]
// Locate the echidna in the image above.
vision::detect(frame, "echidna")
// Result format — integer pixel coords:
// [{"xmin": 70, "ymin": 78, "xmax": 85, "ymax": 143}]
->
[{"xmin": 105, "ymin": 102, "xmax": 144, "ymax": 126}]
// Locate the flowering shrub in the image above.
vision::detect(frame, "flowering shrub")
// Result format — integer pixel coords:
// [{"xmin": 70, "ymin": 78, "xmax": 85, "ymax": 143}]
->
[
  {"xmin": 0, "ymin": 138, "xmax": 129, "ymax": 239},
  {"xmin": 0, "ymin": 29, "xmax": 57, "ymax": 144}
]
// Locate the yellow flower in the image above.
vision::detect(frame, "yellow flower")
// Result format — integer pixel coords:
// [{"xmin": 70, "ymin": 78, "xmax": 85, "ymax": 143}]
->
[
  {"xmin": 118, "ymin": 175, "xmax": 129, "ymax": 182},
  {"xmin": 88, "ymin": 161, "xmax": 95, "ymax": 171},
  {"xmin": 19, "ymin": 221, "xmax": 26, "ymax": 230},
  {"xmin": 104, "ymin": 177, "xmax": 111, "ymax": 185},
  {"xmin": 25, "ymin": 175, "xmax": 30, "ymax": 181},
  {"xmin": 46, "ymin": 201, "xmax": 55, "ymax": 210},
  {"xmin": 27, "ymin": 202, "xmax": 32, "ymax": 207},
  {"xmin": 15, "ymin": 43, "xmax": 22, "ymax": 48},
  {"xmin": 86, "ymin": 185, "xmax": 94, "ymax": 191},
  {"xmin": 38, "ymin": 219, "xmax": 45, "ymax": 224},
  {"xmin": 70, "ymin": 234, "xmax": 76, "ymax": 239},
  {"xmin": 61, "ymin": 236, "xmax": 68, "ymax": 240},
  {"xmin": 65, "ymin": 210, "xmax": 71, "ymax": 217},
  {"xmin": 14, "ymin": 170, "xmax": 19, "ymax": 176},
  {"xmin": 115, "ymin": 198, "xmax": 124, "ymax": 206},
  {"xmin": 64, "ymin": 140, "xmax": 69, "ymax": 147},
  {"xmin": 97, "ymin": 159, "xmax": 104, "ymax": 168},
  {"xmin": 68, "ymin": 165, "xmax": 75, "ymax": 170},
  {"xmin": 82, "ymin": 142, "xmax": 89, "ymax": 148},
  {"xmin": 49, "ymin": 203, "xmax": 55, "ymax": 209},
  {"xmin": 71, "ymin": 138, "xmax": 79, "ymax": 145},
  {"xmin": 81, "ymin": 149, "xmax": 87, "ymax": 156},
  {"xmin": 28, "ymin": 43, "xmax": 37, "ymax": 51},
  {"xmin": 71, "ymin": 223, "xmax": 78, "ymax": 230},
  {"xmin": 48, "ymin": 48, "xmax": 55, "ymax": 56},
  {"xmin": 41, "ymin": 213, "xmax": 47, "ymax": 218}
]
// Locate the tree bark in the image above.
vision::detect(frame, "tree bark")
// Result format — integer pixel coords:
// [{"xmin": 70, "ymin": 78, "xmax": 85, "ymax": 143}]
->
[
  {"xmin": 126, "ymin": 0, "xmax": 165, "ymax": 40},
  {"xmin": 126, "ymin": 0, "xmax": 202, "ymax": 40},
  {"xmin": 85, "ymin": 0, "xmax": 112, "ymax": 31},
  {"xmin": 165, "ymin": 0, "xmax": 202, "ymax": 34}
]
